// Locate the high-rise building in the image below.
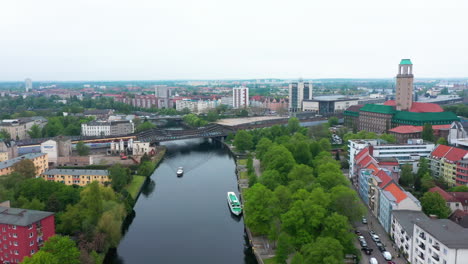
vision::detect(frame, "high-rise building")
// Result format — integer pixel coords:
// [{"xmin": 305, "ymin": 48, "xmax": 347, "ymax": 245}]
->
[
  {"xmin": 289, "ymin": 80, "xmax": 312, "ymax": 112},
  {"xmin": 25, "ymin": 78, "xmax": 32, "ymax": 92},
  {"xmin": 233, "ymin": 86, "xmax": 249, "ymax": 109},
  {"xmin": 155, "ymin": 86, "xmax": 171, "ymax": 109},
  {"xmin": 396, "ymin": 59, "xmax": 413, "ymax": 111}
]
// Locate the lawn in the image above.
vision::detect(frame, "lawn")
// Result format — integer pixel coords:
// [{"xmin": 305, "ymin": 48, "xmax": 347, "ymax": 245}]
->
[
  {"xmin": 239, "ymin": 171, "xmax": 248, "ymax": 179},
  {"xmin": 238, "ymin": 159, "xmax": 247, "ymax": 166},
  {"xmin": 126, "ymin": 175, "xmax": 147, "ymax": 199}
]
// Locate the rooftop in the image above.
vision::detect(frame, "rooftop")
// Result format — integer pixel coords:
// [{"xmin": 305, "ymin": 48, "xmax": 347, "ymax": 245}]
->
[
  {"xmin": 384, "ymin": 183, "xmax": 407, "ymax": 203},
  {"xmin": 0, "ymin": 153, "xmax": 46, "ymax": 171},
  {"xmin": 389, "ymin": 124, "xmax": 451, "ymax": 134},
  {"xmin": 215, "ymin": 116, "xmax": 286, "ymax": 127},
  {"xmin": 0, "ymin": 206, "xmax": 53, "ymax": 226},
  {"xmin": 428, "ymin": 186, "xmax": 458, "ymax": 202},
  {"xmin": 393, "ymin": 111, "xmax": 459, "ymax": 125},
  {"xmin": 400, "ymin": 59, "xmax": 412, "ymax": 65},
  {"xmin": 416, "ymin": 219, "xmax": 468, "ymax": 248},
  {"xmin": 42, "ymin": 169, "xmax": 109, "ymax": 176},
  {"xmin": 359, "ymin": 104, "xmax": 396, "ymax": 115},
  {"xmin": 384, "ymin": 100, "xmax": 443, "ymax": 113},
  {"xmin": 392, "ymin": 210, "xmax": 429, "ymax": 236}
]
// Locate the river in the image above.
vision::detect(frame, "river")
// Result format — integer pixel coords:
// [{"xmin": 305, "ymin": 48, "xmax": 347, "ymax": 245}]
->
[{"xmin": 105, "ymin": 138, "xmax": 257, "ymax": 264}]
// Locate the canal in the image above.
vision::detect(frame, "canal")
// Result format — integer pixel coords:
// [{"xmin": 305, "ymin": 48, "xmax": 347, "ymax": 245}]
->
[{"xmin": 106, "ymin": 138, "xmax": 257, "ymax": 264}]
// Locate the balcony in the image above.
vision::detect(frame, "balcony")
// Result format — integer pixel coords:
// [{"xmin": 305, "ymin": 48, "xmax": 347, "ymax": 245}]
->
[
  {"xmin": 419, "ymin": 243, "xmax": 425, "ymax": 250},
  {"xmin": 433, "ymin": 243, "xmax": 440, "ymax": 251},
  {"xmin": 418, "ymin": 253, "xmax": 425, "ymax": 260},
  {"xmin": 432, "ymin": 254, "xmax": 440, "ymax": 261},
  {"xmin": 419, "ymin": 232, "xmax": 426, "ymax": 240}
]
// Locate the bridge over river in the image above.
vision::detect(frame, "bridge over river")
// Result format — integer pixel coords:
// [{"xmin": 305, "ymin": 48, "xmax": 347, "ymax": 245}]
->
[{"xmin": 135, "ymin": 124, "xmax": 234, "ymax": 143}]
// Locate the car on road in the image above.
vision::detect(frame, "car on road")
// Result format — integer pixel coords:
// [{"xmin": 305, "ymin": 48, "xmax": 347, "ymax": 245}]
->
[
  {"xmin": 369, "ymin": 230, "xmax": 376, "ymax": 236},
  {"xmin": 377, "ymin": 244, "xmax": 386, "ymax": 252},
  {"xmin": 362, "ymin": 217, "xmax": 368, "ymax": 224},
  {"xmin": 371, "ymin": 234, "xmax": 381, "ymax": 242},
  {"xmin": 360, "ymin": 240, "xmax": 368, "ymax": 247},
  {"xmin": 361, "ymin": 246, "xmax": 373, "ymax": 255},
  {"xmin": 355, "ymin": 230, "xmax": 362, "ymax": 235},
  {"xmin": 382, "ymin": 251, "xmax": 392, "ymax": 260},
  {"xmin": 369, "ymin": 257, "xmax": 378, "ymax": 264}
]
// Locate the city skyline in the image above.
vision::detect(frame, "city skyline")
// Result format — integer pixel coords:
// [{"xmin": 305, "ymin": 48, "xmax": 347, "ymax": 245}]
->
[{"xmin": 1, "ymin": 0, "xmax": 467, "ymax": 81}]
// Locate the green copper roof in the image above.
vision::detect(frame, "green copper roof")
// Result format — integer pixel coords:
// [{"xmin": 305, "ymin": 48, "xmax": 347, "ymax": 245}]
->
[
  {"xmin": 400, "ymin": 59, "xmax": 412, "ymax": 65},
  {"xmin": 393, "ymin": 111, "xmax": 459, "ymax": 126},
  {"xmin": 359, "ymin": 104, "xmax": 396, "ymax": 114}
]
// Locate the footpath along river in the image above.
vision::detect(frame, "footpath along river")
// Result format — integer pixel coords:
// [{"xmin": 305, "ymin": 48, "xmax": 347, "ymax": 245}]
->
[{"xmin": 105, "ymin": 138, "xmax": 257, "ymax": 264}]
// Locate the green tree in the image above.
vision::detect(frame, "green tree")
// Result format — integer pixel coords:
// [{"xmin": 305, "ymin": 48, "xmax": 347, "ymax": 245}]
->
[
  {"xmin": 420, "ymin": 192, "xmax": 451, "ymax": 218},
  {"xmin": 262, "ymin": 145, "xmax": 296, "ymax": 179},
  {"xmin": 275, "ymin": 232, "xmax": 294, "ymax": 264},
  {"xmin": 28, "ymin": 124, "xmax": 43, "ymax": 138},
  {"xmin": 233, "ymin": 130, "xmax": 253, "ymax": 152},
  {"xmin": 287, "ymin": 164, "xmax": 314, "ymax": 186},
  {"xmin": 290, "ymin": 252, "xmax": 305, "ymax": 264},
  {"xmin": 21, "ymin": 251, "xmax": 60, "ymax": 264},
  {"xmin": 244, "ymin": 183, "xmax": 276, "ymax": 234},
  {"xmin": 288, "ymin": 117, "xmax": 301, "ymax": 134},
  {"xmin": 255, "ymin": 138, "xmax": 273, "ymax": 161},
  {"xmin": 330, "ymin": 185, "xmax": 365, "ymax": 222},
  {"xmin": 75, "ymin": 141, "xmax": 90, "ymax": 156},
  {"xmin": 449, "ymin": 185, "xmax": 468, "ymax": 192},
  {"xmin": 302, "ymin": 237, "xmax": 344, "ymax": 264},
  {"xmin": 22, "ymin": 198, "xmax": 46, "ymax": 211},
  {"xmin": 206, "ymin": 110, "xmax": 219, "ymax": 122},
  {"xmin": 138, "ymin": 161, "xmax": 155, "ymax": 177},
  {"xmin": 379, "ymin": 133, "xmax": 396, "ymax": 143},
  {"xmin": 13, "ymin": 159, "xmax": 36, "ymax": 178},
  {"xmin": 437, "ymin": 137, "xmax": 448, "ymax": 145},
  {"xmin": 318, "ymin": 138, "xmax": 331, "ymax": 152},
  {"xmin": 399, "ymin": 164, "xmax": 414, "ymax": 187},
  {"xmin": 37, "ymin": 235, "xmax": 80, "ymax": 264},
  {"xmin": 420, "ymin": 172, "xmax": 435, "ymax": 192},
  {"xmin": 328, "ymin": 117, "xmax": 339, "ymax": 127},
  {"xmin": 136, "ymin": 120, "xmax": 156, "ymax": 132},
  {"xmin": 260, "ymin": 170, "xmax": 283, "ymax": 190},
  {"xmin": 109, "ymin": 164, "xmax": 131, "ymax": 192},
  {"xmin": 321, "ymin": 213, "xmax": 354, "ymax": 252},
  {"xmin": 0, "ymin": 129, "xmax": 11, "ymax": 140},
  {"xmin": 422, "ymin": 123, "xmax": 435, "ymax": 142}
]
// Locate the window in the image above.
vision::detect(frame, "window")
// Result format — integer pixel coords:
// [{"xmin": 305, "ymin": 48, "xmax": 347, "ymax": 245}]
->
[
  {"xmin": 27, "ymin": 224, "xmax": 33, "ymax": 229},
  {"xmin": 29, "ymin": 241, "xmax": 34, "ymax": 246},
  {"xmin": 13, "ymin": 241, "xmax": 18, "ymax": 246},
  {"xmin": 12, "ymin": 234, "xmax": 17, "ymax": 238},
  {"xmin": 14, "ymin": 250, "xmax": 18, "ymax": 255},
  {"xmin": 12, "ymin": 225, "xmax": 16, "ymax": 230},
  {"xmin": 443, "ymin": 248, "xmax": 448, "ymax": 255},
  {"xmin": 29, "ymin": 232, "xmax": 33, "ymax": 238},
  {"xmin": 30, "ymin": 249, "xmax": 35, "ymax": 255}
]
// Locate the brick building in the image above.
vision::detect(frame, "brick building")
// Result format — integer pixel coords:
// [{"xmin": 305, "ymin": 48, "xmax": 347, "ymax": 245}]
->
[{"xmin": 0, "ymin": 206, "xmax": 55, "ymax": 264}]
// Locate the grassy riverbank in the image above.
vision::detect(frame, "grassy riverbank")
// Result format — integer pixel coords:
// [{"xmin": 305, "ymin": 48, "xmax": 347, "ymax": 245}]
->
[{"xmin": 126, "ymin": 175, "xmax": 146, "ymax": 199}]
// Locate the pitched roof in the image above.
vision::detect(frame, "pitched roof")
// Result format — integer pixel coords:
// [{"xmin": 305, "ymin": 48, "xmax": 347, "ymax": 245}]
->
[
  {"xmin": 360, "ymin": 104, "xmax": 396, "ymax": 114},
  {"xmin": 345, "ymin": 104, "xmax": 364, "ymax": 112},
  {"xmin": 450, "ymin": 192, "xmax": 468, "ymax": 206},
  {"xmin": 428, "ymin": 186, "xmax": 459, "ymax": 202},
  {"xmin": 445, "ymin": 147, "xmax": 468, "ymax": 162},
  {"xmin": 367, "ymin": 163, "xmax": 379, "ymax": 174},
  {"xmin": 355, "ymin": 148, "xmax": 369, "ymax": 162},
  {"xmin": 384, "ymin": 183, "xmax": 407, "ymax": 203},
  {"xmin": 376, "ymin": 170, "xmax": 392, "ymax": 188},
  {"xmin": 393, "ymin": 111, "xmax": 459, "ymax": 125},
  {"xmin": 400, "ymin": 59, "xmax": 412, "ymax": 65},
  {"xmin": 415, "ymin": 219, "xmax": 468, "ymax": 248},
  {"xmin": 392, "ymin": 210, "xmax": 429, "ymax": 236},
  {"xmin": 384, "ymin": 100, "xmax": 443, "ymax": 113},
  {"xmin": 431, "ymin": 145, "xmax": 453, "ymax": 159},
  {"xmin": 449, "ymin": 209, "xmax": 468, "ymax": 228},
  {"xmin": 42, "ymin": 169, "xmax": 109, "ymax": 176},
  {"xmin": 389, "ymin": 124, "xmax": 451, "ymax": 134},
  {"xmin": 0, "ymin": 206, "xmax": 53, "ymax": 226}
]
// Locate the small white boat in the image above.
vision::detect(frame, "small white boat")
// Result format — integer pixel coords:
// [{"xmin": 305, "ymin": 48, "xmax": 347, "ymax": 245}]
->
[
  {"xmin": 227, "ymin": 192, "xmax": 242, "ymax": 216},
  {"xmin": 176, "ymin": 167, "xmax": 184, "ymax": 176}
]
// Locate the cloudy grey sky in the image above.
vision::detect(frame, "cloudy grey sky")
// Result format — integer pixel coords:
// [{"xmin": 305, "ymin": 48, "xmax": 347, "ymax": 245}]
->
[{"xmin": 1, "ymin": 0, "xmax": 467, "ymax": 80}]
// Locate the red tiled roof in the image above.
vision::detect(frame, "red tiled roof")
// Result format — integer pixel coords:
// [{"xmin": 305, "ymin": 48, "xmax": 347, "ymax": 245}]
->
[
  {"xmin": 384, "ymin": 183, "xmax": 408, "ymax": 203},
  {"xmin": 251, "ymin": 95, "xmax": 263, "ymax": 101},
  {"xmin": 376, "ymin": 170, "xmax": 392, "ymax": 188},
  {"xmin": 346, "ymin": 104, "xmax": 364, "ymax": 112},
  {"xmin": 445, "ymin": 147, "xmax": 468, "ymax": 162},
  {"xmin": 451, "ymin": 192, "xmax": 468, "ymax": 206},
  {"xmin": 384, "ymin": 100, "xmax": 444, "ymax": 112},
  {"xmin": 358, "ymin": 156, "xmax": 372, "ymax": 167},
  {"xmin": 429, "ymin": 186, "xmax": 459, "ymax": 202},
  {"xmin": 431, "ymin": 145, "xmax": 453, "ymax": 159},
  {"xmin": 355, "ymin": 148, "xmax": 369, "ymax": 162},
  {"xmin": 389, "ymin": 124, "xmax": 451, "ymax": 134},
  {"xmin": 367, "ymin": 163, "xmax": 379, "ymax": 174}
]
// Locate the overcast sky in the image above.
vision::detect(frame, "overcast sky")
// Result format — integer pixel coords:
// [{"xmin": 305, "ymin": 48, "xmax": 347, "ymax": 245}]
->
[{"xmin": 1, "ymin": 0, "xmax": 467, "ymax": 81}]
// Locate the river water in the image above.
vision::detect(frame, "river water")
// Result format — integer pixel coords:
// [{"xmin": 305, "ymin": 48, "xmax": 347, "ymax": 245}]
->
[{"xmin": 105, "ymin": 138, "xmax": 257, "ymax": 264}]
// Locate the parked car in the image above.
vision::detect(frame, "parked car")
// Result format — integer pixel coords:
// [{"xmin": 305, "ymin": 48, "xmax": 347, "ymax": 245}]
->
[
  {"xmin": 355, "ymin": 230, "xmax": 362, "ymax": 235},
  {"xmin": 360, "ymin": 240, "xmax": 368, "ymax": 247},
  {"xmin": 382, "ymin": 251, "xmax": 392, "ymax": 260},
  {"xmin": 369, "ymin": 257, "xmax": 378, "ymax": 264},
  {"xmin": 361, "ymin": 247, "xmax": 373, "ymax": 255},
  {"xmin": 362, "ymin": 217, "xmax": 368, "ymax": 224},
  {"xmin": 371, "ymin": 234, "xmax": 380, "ymax": 242},
  {"xmin": 377, "ymin": 245, "xmax": 386, "ymax": 252},
  {"xmin": 369, "ymin": 230, "xmax": 376, "ymax": 236},
  {"xmin": 387, "ymin": 261, "xmax": 396, "ymax": 264}
]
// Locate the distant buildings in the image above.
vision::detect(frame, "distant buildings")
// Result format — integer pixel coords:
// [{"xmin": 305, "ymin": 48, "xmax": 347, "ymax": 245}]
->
[
  {"xmin": 24, "ymin": 78, "xmax": 32, "ymax": 92},
  {"xmin": 155, "ymin": 86, "xmax": 171, "ymax": 109},
  {"xmin": 0, "ymin": 206, "xmax": 55, "ymax": 264},
  {"xmin": 41, "ymin": 169, "xmax": 110, "ymax": 186},
  {"xmin": 288, "ymin": 80, "xmax": 312, "ymax": 112},
  {"xmin": 175, "ymin": 99, "xmax": 218, "ymax": 114},
  {"xmin": 81, "ymin": 120, "xmax": 134, "ymax": 137},
  {"xmin": 0, "ymin": 117, "xmax": 47, "ymax": 140},
  {"xmin": 344, "ymin": 60, "xmax": 459, "ymax": 133},
  {"xmin": 232, "ymin": 86, "xmax": 249, "ymax": 109}
]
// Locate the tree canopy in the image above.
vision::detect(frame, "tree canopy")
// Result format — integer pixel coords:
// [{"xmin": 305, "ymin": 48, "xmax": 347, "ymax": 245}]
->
[{"xmin": 420, "ymin": 192, "xmax": 451, "ymax": 219}]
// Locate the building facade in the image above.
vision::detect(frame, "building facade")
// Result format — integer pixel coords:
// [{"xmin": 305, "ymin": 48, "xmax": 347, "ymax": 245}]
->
[
  {"xmin": 232, "ymin": 86, "xmax": 249, "ymax": 109},
  {"xmin": 24, "ymin": 78, "xmax": 32, "ymax": 92},
  {"xmin": 289, "ymin": 80, "xmax": 312, "ymax": 112},
  {"xmin": 41, "ymin": 169, "xmax": 110, "ymax": 186},
  {"xmin": 0, "ymin": 206, "xmax": 55, "ymax": 264},
  {"xmin": 428, "ymin": 145, "xmax": 468, "ymax": 186},
  {"xmin": 81, "ymin": 120, "xmax": 134, "ymax": 137},
  {"xmin": 0, "ymin": 153, "xmax": 48, "ymax": 177},
  {"xmin": 0, "ymin": 118, "xmax": 47, "ymax": 140},
  {"xmin": 396, "ymin": 59, "xmax": 414, "ymax": 111}
]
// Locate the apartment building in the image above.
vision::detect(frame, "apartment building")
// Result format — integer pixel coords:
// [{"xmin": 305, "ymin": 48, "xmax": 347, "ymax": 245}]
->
[
  {"xmin": 81, "ymin": 120, "xmax": 134, "ymax": 137},
  {"xmin": 428, "ymin": 145, "xmax": 468, "ymax": 186},
  {"xmin": 175, "ymin": 99, "xmax": 217, "ymax": 114},
  {"xmin": 232, "ymin": 86, "xmax": 249, "ymax": 109},
  {"xmin": 0, "ymin": 117, "xmax": 47, "ymax": 140},
  {"xmin": 41, "ymin": 169, "xmax": 110, "ymax": 186},
  {"xmin": 391, "ymin": 210, "xmax": 429, "ymax": 262},
  {"xmin": 0, "ymin": 153, "xmax": 48, "ymax": 177},
  {"xmin": 412, "ymin": 219, "xmax": 468, "ymax": 264},
  {"xmin": 0, "ymin": 206, "xmax": 55, "ymax": 264}
]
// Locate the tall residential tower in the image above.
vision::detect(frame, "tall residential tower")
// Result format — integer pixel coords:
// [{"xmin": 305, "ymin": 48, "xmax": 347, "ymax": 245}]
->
[
  {"xmin": 233, "ymin": 86, "xmax": 249, "ymax": 108},
  {"xmin": 289, "ymin": 80, "xmax": 313, "ymax": 112},
  {"xmin": 396, "ymin": 59, "xmax": 413, "ymax": 111},
  {"xmin": 25, "ymin": 78, "xmax": 32, "ymax": 92}
]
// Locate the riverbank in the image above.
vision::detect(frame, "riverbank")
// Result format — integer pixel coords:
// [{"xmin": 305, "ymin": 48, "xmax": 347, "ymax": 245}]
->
[{"xmin": 223, "ymin": 141, "xmax": 274, "ymax": 264}]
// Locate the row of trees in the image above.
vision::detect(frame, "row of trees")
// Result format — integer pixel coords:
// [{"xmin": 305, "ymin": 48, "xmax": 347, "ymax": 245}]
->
[{"xmin": 236, "ymin": 120, "xmax": 365, "ymax": 264}]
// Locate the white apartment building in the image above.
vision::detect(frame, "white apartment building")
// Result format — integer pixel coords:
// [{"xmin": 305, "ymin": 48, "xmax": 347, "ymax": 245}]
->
[
  {"xmin": 412, "ymin": 219, "xmax": 468, "ymax": 264},
  {"xmin": 289, "ymin": 80, "xmax": 312, "ymax": 112},
  {"xmin": 81, "ymin": 120, "xmax": 134, "ymax": 137},
  {"xmin": 221, "ymin": 96, "xmax": 234, "ymax": 107},
  {"xmin": 391, "ymin": 210, "xmax": 429, "ymax": 263},
  {"xmin": 175, "ymin": 99, "xmax": 217, "ymax": 114},
  {"xmin": 233, "ymin": 86, "xmax": 249, "ymax": 108}
]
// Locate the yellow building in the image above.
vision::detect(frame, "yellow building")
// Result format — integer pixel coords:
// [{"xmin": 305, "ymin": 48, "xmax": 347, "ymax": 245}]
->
[
  {"xmin": 0, "ymin": 152, "xmax": 8, "ymax": 162},
  {"xmin": 41, "ymin": 169, "xmax": 110, "ymax": 186},
  {"xmin": 0, "ymin": 153, "xmax": 48, "ymax": 177}
]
